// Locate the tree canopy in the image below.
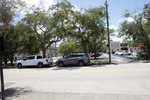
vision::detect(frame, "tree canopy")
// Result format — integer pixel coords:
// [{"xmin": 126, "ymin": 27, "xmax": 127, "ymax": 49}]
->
[{"xmin": 118, "ymin": 3, "xmax": 150, "ymax": 58}]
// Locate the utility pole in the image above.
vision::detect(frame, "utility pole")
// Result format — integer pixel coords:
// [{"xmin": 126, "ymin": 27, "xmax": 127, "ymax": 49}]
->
[
  {"xmin": 0, "ymin": 37, "xmax": 5, "ymax": 100},
  {"xmin": 105, "ymin": 0, "xmax": 111, "ymax": 64},
  {"xmin": 0, "ymin": 0, "xmax": 6, "ymax": 99}
]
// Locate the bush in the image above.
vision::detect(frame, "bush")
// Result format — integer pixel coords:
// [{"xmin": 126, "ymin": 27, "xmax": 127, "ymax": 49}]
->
[{"xmin": 135, "ymin": 55, "xmax": 141, "ymax": 60}]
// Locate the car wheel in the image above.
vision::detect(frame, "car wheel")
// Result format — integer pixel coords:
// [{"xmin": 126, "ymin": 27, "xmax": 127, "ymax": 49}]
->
[
  {"xmin": 78, "ymin": 61, "xmax": 84, "ymax": 66},
  {"xmin": 58, "ymin": 62, "xmax": 64, "ymax": 67},
  {"xmin": 38, "ymin": 62, "xmax": 43, "ymax": 68},
  {"xmin": 17, "ymin": 63, "xmax": 22, "ymax": 68}
]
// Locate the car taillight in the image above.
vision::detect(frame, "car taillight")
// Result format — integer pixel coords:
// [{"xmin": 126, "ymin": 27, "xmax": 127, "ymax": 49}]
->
[
  {"xmin": 85, "ymin": 56, "xmax": 89, "ymax": 59},
  {"xmin": 139, "ymin": 53, "xmax": 141, "ymax": 55},
  {"xmin": 46, "ymin": 59, "xmax": 48, "ymax": 62}
]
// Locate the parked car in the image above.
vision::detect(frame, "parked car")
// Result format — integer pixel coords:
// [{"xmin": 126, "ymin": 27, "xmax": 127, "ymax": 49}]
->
[
  {"xmin": 90, "ymin": 53, "xmax": 101, "ymax": 57},
  {"xmin": 137, "ymin": 50, "xmax": 146, "ymax": 56},
  {"xmin": 117, "ymin": 51, "xmax": 131, "ymax": 56},
  {"xmin": 112, "ymin": 51, "xmax": 116, "ymax": 54},
  {"xmin": 17, "ymin": 55, "xmax": 53, "ymax": 68},
  {"xmin": 115, "ymin": 51, "xmax": 121, "ymax": 55},
  {"xmin": 56, "ymin": 54, "xmax": 90, "ymax": 67}
]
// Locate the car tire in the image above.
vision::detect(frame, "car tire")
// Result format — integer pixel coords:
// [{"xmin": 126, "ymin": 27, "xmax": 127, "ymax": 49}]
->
[
  {"xmin": 58, "ymin": 62, "xmax": 64, "ymax": 67},
  {"xmin": 38, "ymin": 62, "xmax": 43, "ymax": 68},
  {"xmin": 78, "ymin": 61, "xmax": 84, "ymax": 66},
  {"xmin": 17, "ymin": 63, "xmax": 22, "ymax": 68}
]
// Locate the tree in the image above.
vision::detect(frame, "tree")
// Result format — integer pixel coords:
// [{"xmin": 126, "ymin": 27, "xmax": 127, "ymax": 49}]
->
[
  {"xmin": 23, "ymin": 0, "xmax": 75, "ymax": 58},
  {"xmin": 0, "ymin": 23, "xmax": 32, "ymax": 65},
  {"xmin": 23, "ymin": 6, "xmax": 62, "ymax": 58},
  {"xmin": 0, "ymin": 0, "xmax": 26, "ymax": 26},
  {"xmin": 58, "ymin": 39, "xmax": 79, "ymax": 55},
  {"xmin": 49, "ymin": 0, "xmax": 75, "ymax": 36},
  {"xmin": 0, "ymin": 0, "xmax": 27, "ymax": 66},
  {"xmin": 83, "ymin": 7, "xmax": 106, "ymax": 59},
  {"xmin": 21, "ymin": 34, "xmax": 41, "ymax": 55},
  {"xmin": 68, "ymin": 6, "xmax": 108, "ymax": 57},
  {"xmin": 118, "ymin": 3, "xmax": 150, "ymax": 58}
]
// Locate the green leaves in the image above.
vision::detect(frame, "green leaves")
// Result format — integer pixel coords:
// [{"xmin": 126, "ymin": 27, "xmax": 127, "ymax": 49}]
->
[
  {"xmin": 118, "ymin": 3, "xmax": 150, "ymax": 58},
  {"xmin": 58, "ymin": 39, "xmax": 81, "ymax": 55},
  {"xmin": 0, "ymin": 0, "xmax": 26, "ymax": 25}
]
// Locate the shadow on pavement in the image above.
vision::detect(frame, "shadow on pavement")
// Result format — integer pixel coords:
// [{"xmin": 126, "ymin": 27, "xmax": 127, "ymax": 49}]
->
[
  {"xmin": 52, "ymin": 66, "xmax": 80, "ymax": 70},
  {"xmin": 0, "ymin": 87, "xmax": 32, "ymax": 100},
  {"xmin": 52, "ymin": 64, "xmax": 109, "ymax": 70}
]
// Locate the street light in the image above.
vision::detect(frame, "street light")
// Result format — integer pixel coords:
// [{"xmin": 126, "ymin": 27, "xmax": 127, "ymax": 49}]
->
[{"xmin": 104, "ymin": 0, "xmax": 111, "ymax": 64}]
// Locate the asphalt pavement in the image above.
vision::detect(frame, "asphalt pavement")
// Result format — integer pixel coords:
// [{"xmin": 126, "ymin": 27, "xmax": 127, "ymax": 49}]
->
[{"xmin": 1, "ymin": 62, "xmax": 150, "ymax": 100}]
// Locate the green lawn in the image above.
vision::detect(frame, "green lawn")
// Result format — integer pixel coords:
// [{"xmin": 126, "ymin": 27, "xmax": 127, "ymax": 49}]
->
[{"xmin": 90, "ymin": 59, "xmax": 116, "ymax": 65}]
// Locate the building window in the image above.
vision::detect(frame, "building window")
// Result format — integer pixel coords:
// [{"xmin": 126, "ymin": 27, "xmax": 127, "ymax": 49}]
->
[
  {"xmin": 134, "ymin": 48, "xmax": 136, "ymax": 50},
  {"xmin": 114, "ymin": 44, "xmax": 116, "ymax": 46},
  {"xmin": 117, "ymin": 44, "xmax": 119, "ymax": 46},
  {"xmin": 111, "ymin": 44, "xmax": 113, "ymax": 46},
  {"xmin": 138, "ymin": 48, "xmax": 140, "ymax": 50}
]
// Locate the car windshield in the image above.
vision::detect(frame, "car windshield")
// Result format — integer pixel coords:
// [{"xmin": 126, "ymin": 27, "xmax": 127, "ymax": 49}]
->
[{"xmin": 65, "ymin": 55, "xmax": 72, "ymax": 59}]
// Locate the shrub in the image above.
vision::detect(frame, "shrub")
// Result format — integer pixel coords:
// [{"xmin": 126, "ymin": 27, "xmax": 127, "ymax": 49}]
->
[{"xmin": 135, "ymin": 55, "xmax": 141, "ymax": 60}]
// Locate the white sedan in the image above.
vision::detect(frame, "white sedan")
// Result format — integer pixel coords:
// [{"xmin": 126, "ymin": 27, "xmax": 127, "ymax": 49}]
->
[
  {"xmin": 115, "ymin": 51, "xmax": 122, "ymax": 55},
  {"xmin": 117, "ymin": 51, "xmax": 131, "ymax": 56}
]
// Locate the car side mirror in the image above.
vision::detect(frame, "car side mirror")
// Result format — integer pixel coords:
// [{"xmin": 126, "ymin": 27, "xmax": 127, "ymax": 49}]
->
[{"xmin": 23, "ymin": 59, "xmax": 27, "ymax": 61}]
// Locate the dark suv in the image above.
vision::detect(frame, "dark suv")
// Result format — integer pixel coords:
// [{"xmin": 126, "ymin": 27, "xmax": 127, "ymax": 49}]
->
[{"xmin": 56, "ymin": 54, "xmax": 90, "ymax": 67}]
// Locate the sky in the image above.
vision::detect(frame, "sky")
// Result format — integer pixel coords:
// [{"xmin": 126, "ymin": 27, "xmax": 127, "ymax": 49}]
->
[{"xmin": 22, "ymin": 0, "xmax": 150, "ymax": 42}]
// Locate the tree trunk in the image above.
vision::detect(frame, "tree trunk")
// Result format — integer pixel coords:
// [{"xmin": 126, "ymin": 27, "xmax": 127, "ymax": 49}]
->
[
  {"xmin": 4, "ymin": 56, "xmax": 7, "ymax": 64},
  {"xmin": 84, "ymin": 45, "xmax": 87, "ymax": 54},
  {"xmin": 43, "ymin": 49, "xmax": 46, "ymax": 58},
  {"xmin": 146, "ymin": 48, "xmax": 150, "ymax": 59},
  {"xmin": 94, "ymin": 43, "xmax": 97, "ymax": 59},
  {"xmin": 10, "ymin": 53, "xmax": 14, "ymax": 66},
  {"xmin": 42, "ymin": 44, "xmax": 46, "ymax": 58}
]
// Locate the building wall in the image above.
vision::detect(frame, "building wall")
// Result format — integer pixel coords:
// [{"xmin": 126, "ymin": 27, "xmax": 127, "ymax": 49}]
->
[
  {"xmin": 107, "ymin": 41, "xmax": 140, "ymax": 53},
  {"xmin": 129, "ymin": 47, "xmax": 140, "ymax": 52},
  {"xmin": 110, "ymin": 41, "xmax": 120, "ymax": 52}
]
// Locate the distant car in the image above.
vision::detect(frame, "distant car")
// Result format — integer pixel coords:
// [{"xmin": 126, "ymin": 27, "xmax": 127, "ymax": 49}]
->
[
  {"xmin": 99, "ymin": 52, "xmax": 102, "ymax": 56},
  {"xmin": 115, "ymin": 51, "xmax": 121, "ymax": 55},
  {"xmin": 56, "ymin": 54, "xmax": 90, "ymax": 67},
  {"xmin": 117, "ymin": 51, "xmax": 131, "ymax": 56},
  {"xmin": 137, "ymin": 50, "xmax": 146, "ymax": 56},
  {"xmin": 112, "ymin": 51, "xmax": 116, "ymax": 54}
]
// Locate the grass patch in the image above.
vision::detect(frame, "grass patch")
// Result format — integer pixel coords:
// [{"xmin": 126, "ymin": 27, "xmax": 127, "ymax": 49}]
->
[
  {"xmin": 90, "ymin": 58, "xmax": 104, "ymax": 60},
  {"xmin": 90, "ymin": 59, "xmax": 116, "ymax": 65}
]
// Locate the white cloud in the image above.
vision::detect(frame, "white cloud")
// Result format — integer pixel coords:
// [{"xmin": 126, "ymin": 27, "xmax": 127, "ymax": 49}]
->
[
  {"xmin": 117, "ymin": 18, "xmax": 124, "ymax": 23},
  {"xmin": 23, "ymin": 0, "xmax": 56, "ymax": 10},
  {"xmin": 127, "ymin": 17, "xmax": 134, "ymax": 22},
  {"xmin": 109, "ymin": 25, "xmax": 117, "ymax": 30},
  {"xmin": 117, "ymin": 17, "xmax": 134, "ymax": 24},
  {"xmin": 73, "ymin": 5, "xmax": 78, "ymax": 11},
  {"xmin": 23, "ymin": 0, "xmax": 40, "ymax": 7},
  {"xmin": 42, "ymin": 0, "xmax": 56, "ymax": 10},
  {"xmin": 112, "ymin": 37, "xmax": 123, "ymax": 42}
]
